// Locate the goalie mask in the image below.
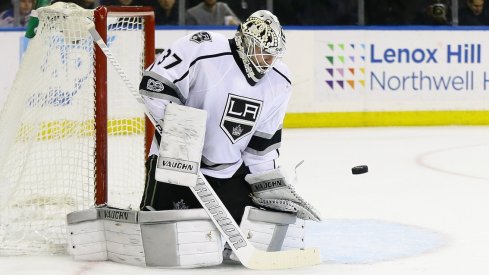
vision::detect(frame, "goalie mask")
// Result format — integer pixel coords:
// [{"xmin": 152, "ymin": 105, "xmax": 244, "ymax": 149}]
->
[{"xmin": 234, "ymin": 10, "xmax": 286, "ymax": 79}]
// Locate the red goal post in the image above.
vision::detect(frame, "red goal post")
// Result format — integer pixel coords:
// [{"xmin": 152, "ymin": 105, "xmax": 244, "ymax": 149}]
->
[{"xmin": 93, "ymin": 5, "xmax": 155, "ymax": 205}]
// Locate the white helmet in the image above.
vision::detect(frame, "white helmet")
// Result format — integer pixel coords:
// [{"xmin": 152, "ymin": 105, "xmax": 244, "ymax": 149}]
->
[{"xmin": 235, "ymin": 10, "xmax": 286, "ymax": 77}]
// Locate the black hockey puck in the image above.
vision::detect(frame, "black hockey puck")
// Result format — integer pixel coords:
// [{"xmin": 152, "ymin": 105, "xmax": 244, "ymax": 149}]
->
[{"xmin": 352, "ymin": 165, "xmax": 368, "ymax": 175}]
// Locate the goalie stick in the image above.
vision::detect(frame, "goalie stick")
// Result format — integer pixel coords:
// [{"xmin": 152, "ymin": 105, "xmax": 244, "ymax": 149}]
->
[{"xmin": 88, "ymin": 25, "xmax": 320, "ymax": 270}]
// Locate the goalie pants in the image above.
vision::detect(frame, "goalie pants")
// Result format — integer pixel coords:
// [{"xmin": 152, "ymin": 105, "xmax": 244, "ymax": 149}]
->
[{"xmin": 140, "ymin": 155, "xmax": 255, "ymax": 224}]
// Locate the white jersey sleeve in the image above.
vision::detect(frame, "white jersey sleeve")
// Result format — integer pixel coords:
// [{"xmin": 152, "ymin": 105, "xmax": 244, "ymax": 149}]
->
[
  {"xmin": 139, "ymin": 31, "xmax": 222, "ymax": 154},
  {"xmin": 139, "ymin": 32, "xmax": 222, "ymax": 117}
]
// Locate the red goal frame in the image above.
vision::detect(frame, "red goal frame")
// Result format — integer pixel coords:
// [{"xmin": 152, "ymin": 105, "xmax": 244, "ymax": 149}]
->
[{"xmin": 93, "ymin": 6, "xmax": 155, "ymax": 205}]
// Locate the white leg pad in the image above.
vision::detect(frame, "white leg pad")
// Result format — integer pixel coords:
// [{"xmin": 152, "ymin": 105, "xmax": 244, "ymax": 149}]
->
[
  {"xmin": 225, "ymin": 206, "xmax": 305, "ymax": 262},
  {"xmin": 155, "ymin": 103, "xmax": 207, "ymax": 187},
  {"xmin": 67, "ymin": 207, "xmax": 223, "ymax": 268},
  {"xmin": 67, "ymin": 214, "xmax": 108, "ymax": 261},
  {"xmin": 239, "ymin": 206, "xmax": 305, "ymax": 252}
]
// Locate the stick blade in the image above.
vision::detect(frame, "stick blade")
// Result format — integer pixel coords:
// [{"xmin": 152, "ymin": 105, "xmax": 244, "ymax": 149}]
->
[{"xmin": 243, "ymin": 247, "xmax": 321, "ymax": 270}]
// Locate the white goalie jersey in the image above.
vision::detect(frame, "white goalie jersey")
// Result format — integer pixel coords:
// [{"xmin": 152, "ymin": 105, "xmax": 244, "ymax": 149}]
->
[{"xmin": 139, "ymin": 31, "xmax": 292, "ymax": 178}]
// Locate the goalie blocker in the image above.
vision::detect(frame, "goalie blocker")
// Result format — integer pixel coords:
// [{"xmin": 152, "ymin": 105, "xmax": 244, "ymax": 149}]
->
[{"xmin": 155, "ymin": 104, "xmax": 207, "ymax": 187}]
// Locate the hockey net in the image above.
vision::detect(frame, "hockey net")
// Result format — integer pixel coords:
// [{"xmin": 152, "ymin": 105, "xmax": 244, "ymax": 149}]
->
[{"xmin": 0, "ymin": 3, "xmax": 155, "ymax": 255}]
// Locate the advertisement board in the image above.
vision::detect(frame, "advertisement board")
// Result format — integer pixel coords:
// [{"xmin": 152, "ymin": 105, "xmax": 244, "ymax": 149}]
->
[{"xmin": 1, "ymin": 27, "xmax": 489, "ymax": 127}]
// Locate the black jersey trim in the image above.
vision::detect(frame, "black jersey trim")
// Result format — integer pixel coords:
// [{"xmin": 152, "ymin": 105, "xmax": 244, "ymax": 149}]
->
[
  {"xmin": 173, "ymin": 52, "xmax": 233, "ymax": 84},
  {"xmin": 140, "ymin": 71, "xmax": 186, "ymax": 104},
  {"xmin": 245, "ymin": 145, "xmax": 281, "ymax": 156},
  {"xmin": 154, "ymin": 132, "xmax": 161, "ymax": 146},
  {"xmin": 244, "ymin": 128, "xmax": 282, "ymax": 156},
  {"xmin": 272, "ymin": 67, "xmax": 292, "ymax": 85},
  {"xmin": 229, "ymin": 39, "xmax": 264, "ymax": 86}
]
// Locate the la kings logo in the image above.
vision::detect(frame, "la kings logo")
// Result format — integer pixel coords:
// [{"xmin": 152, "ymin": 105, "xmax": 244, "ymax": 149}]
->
[
  {"xmin": 220, "ymin": 94, "xmax": 262, "ymax": 143},
  {"xmin": 190, "ymin": 32, "xmax": 212, "ymax": 43},
  {"xmin": 147, "ymin": 79, "xmax": 164, "ymax": 92}
]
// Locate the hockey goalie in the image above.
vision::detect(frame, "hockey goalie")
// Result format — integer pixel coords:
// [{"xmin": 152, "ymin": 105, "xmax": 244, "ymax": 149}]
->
[
  {"xmin": 68, "ymin": 9, "xmax": 321, "ymax": 269},
  {"xmin": 138, "ymin": 9, "xmax": 321, "ymax": 265}
]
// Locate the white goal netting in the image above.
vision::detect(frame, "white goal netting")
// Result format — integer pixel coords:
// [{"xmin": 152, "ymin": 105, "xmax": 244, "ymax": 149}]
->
[{"xmin": 0, "ymin": 3, "xmax": 152, "ymax": 255}]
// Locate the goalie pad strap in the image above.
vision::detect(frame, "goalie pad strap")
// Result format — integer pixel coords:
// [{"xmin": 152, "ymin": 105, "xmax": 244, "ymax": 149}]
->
[{"xmin": 247, "ymin": 205, "xmax": 297, "ymax": 224}]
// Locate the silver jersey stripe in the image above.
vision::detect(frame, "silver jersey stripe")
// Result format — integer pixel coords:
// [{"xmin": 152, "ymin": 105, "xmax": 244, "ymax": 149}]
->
[
  {"xmin": 201, "ymin": 156, "xmax": 239, "ymax": 171},
  {"xmin": 244, "ymin": 142, "xmax": 281, "ymax": 156},
  {"xmin": 140, "ymin": 89, "xmax": 183, "ymax": 105}
]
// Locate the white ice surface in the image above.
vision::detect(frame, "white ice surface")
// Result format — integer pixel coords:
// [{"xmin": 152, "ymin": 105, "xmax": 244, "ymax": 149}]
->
[{"xmin": 2, "ymin": 126, "xmax": 489, "ymax": 274}]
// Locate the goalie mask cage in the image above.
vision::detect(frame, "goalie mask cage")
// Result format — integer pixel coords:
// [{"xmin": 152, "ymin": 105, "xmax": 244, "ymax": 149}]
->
[{"xmin": 0, "ymin": 3, "xmax": 155, "ymax": 255}]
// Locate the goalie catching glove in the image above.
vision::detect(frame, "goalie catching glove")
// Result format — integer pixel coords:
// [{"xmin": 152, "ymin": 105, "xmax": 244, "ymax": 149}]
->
[{"xmin": 245, "ymin": 168, "xmax": 322, "ymax": 222}]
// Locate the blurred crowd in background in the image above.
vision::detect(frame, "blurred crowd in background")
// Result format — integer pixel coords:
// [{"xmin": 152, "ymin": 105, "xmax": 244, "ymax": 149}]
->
[{"xmin": 1, "ymin": 0, "xmax": 488, "ymax": 27}]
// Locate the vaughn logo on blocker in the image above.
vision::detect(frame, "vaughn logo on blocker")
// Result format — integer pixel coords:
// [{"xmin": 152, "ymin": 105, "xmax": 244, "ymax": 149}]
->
[{"xmin": 220, "ymin": 94, "xmax": 262, "ymax": 143}]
